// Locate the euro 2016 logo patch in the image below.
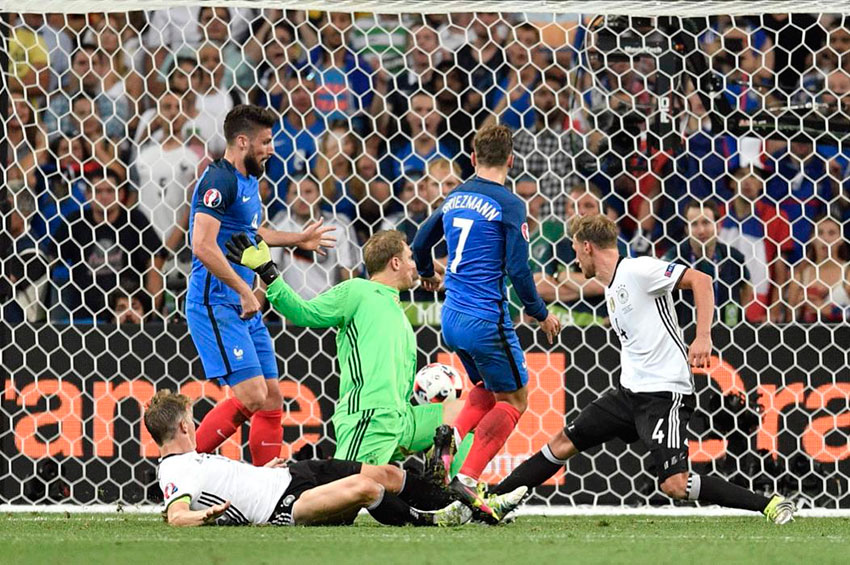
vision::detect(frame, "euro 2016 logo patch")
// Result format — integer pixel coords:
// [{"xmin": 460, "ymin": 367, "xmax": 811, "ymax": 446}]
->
[
  {"xmin": 163, "ymin": 483, "xmax": 178, "ymax": 500},
  {"xmin": 203, "ymin": 188, "xmax": 222, "ymax": 208},
  {"xmin": 664, "ymin": 263, "xmax": 676, "ymax": 278},
  {"xmin": 521, "ymin": 222, "xmax": 530, "ymax": 242}
]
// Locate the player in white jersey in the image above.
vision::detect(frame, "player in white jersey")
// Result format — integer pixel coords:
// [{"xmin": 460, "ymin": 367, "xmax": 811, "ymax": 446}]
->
[
  {"xmin": 144, "ymin": 389, "xmax": 477, "ymax": 527},
  {"xmin": 490, "ymin": 215, "xmax": 796, "ymax": 524}
]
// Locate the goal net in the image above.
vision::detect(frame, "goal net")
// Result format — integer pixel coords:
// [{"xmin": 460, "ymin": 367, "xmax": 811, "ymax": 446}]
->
[{"xmin": 2, "ymin": 1, "xmax": 849, "ymax": 511}]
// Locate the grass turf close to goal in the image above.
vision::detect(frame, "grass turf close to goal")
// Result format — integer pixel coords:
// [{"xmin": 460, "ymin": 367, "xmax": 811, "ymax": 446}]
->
[{"xmin": 2, "ymin": 513, "xmax": 848, "ymax": 565}]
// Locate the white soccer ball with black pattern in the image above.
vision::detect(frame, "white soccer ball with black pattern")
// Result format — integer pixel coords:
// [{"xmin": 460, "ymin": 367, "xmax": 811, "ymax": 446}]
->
[{"xmin": 413, "ymin": 363, "xmax": 463, "ymax": 404}]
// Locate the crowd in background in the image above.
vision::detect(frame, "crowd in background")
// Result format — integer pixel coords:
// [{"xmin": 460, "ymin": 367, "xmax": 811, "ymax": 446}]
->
[{"xmin": 2, "ymin": 9, "xmax": 850, "ymax": 327}]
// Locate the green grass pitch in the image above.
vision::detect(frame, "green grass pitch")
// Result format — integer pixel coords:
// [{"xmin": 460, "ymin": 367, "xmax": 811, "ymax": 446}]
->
[{"xmin": 2, "ymin": 513, "xmax": 848, "ymax": 565}]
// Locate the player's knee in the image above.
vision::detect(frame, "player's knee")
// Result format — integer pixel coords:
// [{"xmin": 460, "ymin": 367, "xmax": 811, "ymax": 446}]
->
[
  {"xmin": 240, "ymin": 393, "xmax": 266, "ymax": 413},
  {"xmin": 660, "ymin": 473, "xmax": 688, "ymax": 500},
  {"xmin": 549, "ymin": 430, "xmax": 577, "ymax": 460},
  {"xmin": 355, "ymin": 476, "xmax": 384, "ymax": 506},
  {"xmin": 496, "ymin": 387, "xmax": 528, "ymax": 413},
  {"xmin": 264, "ymin": 381, "xmax": 283, "ymax": 409}
]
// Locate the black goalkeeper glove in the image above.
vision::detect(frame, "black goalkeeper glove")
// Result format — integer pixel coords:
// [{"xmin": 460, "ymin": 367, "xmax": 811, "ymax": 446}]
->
[{"xmin": 224, "ymin": 233, "xmax": 280, "ymax": 286}]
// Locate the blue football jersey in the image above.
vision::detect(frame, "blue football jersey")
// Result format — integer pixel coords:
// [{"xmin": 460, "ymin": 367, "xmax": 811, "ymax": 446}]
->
[
  {"xmin": 412, "ymin": 176, "xmax": 547, "ymax": 324},
  {"xmin": 187, "ymin": 159, "xmax": 263, "ymax": 305}
]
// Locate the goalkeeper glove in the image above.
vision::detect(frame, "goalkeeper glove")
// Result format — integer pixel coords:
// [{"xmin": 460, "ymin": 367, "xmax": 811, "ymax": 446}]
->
[{"xmin": 224, "ymin": 233, "xmax": 280, "ymax": 285}]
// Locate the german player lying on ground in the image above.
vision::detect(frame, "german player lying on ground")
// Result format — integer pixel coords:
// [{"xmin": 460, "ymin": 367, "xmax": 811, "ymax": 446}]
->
[
  {"xmin": 225, "ymin": 229, "xmax": 528, "ymax": 518},
  {"xmin": 144, "ymin": 389, "xmax": 472, "ymax": 527},
  {"xmin": 492, "ymin": 214, "xmax": 797, "ymax": 525}
]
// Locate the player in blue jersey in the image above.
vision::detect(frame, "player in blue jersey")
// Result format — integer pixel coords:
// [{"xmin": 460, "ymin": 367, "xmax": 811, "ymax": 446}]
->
[
  {"xmin": 412, "ymin": 124, "xmax": 561, "ymax": 521},
  {"xmin": 186, "ymin": 105, "xmax": 336, "ymax": 466}
]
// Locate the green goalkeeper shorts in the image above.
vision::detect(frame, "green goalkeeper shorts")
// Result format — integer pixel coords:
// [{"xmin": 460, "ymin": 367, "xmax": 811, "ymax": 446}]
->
[{"xmin": 332, "ymin": 403, "xmax": 444, "ymax": 465}]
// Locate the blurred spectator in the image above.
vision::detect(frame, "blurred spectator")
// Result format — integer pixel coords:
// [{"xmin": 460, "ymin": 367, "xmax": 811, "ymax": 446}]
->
[
  {"xmin": 85, "ymin": 15, "xmax": 144, "ymax": 131},
  {"xmin": 134, "ymin": 56, "xmax": 199, "ymax": 148},
  {"xmin": 72, "ymin": 94, "xmax": 124, "ymax": 180},
  {"xmin": 265, "ymin": 68, "xmax": 325, "ymax": 215},
  {"xmin": 348, "ymin": 153, "xmax": 392, "ymax": 240},
  {"xmin": 455, "ymin": 13, "xmax": 509, "ymax": 124},
  {"xmin": 717, "ymin": 166, "xmax": 794, "ymax": 323},
  {"xmin": 269, "ymin": 176, "xmax": 360, "ymax": 299},
  {"xmin": 787, "ymin": 216, "xmax": 850, "ymax": 323},
  {"xmin": 252, "ymin": 19, "xmax": 306, "ymax": 108},
  {"xmin": 390, "ymin": 91, "xmax": 458, "ymax": 185},
  {"xmin": 485, "ymin": 23, "xmax": 542, "ymax": 130},
  {"xmin": 23, "ymin": 13, "xmax": 73, "ymax": 93},
  {"xmin": 1, "ymin": 186, "xmax": 49, "ymax": 324},
  {"xmin": 312, "ymin": 123, "xmax": 362, "ymax": 222},
  {"xmin": 663, "ymin": 200, "xmax": 752, "ymax": 327},
  {"xmin": 133, "ymin": 90, "xmax": 200, "ymax": 252},
  {"xmin": 32, "ymin": 134, "xmax": 91, "ymax": 240},
  {"xmin": 190, "ymin": 42, "xmax": 240, "ymax": 156},
  {"xmin": 42, "ymin": 44, "xmax": 128, "ymax": 142},
  {"xmin": 9, "ymin": 14, "xmax": 51, "ymax": 102},
  {"xmin": 308, "ymin": 12, "xmax": 374, "ymax": 125},
  {"xmin": 425, "ymin": 158, "xmax": 462, "ymax": 207},
  {"xmin": 6, "ymin": 96, "xmax": 46, "ymax": 192},
  {"xmin": 509, "ymin": 76, "xmax": 573, "ymax": 216},
  {"xmin": 349, "ymin": 13, "xmax": 412, "ymax": 76},
  {"xmin": 48, "ymin": 169, "xmax": 166, "ymax": 322},
  {"xmin": 531, "ymin": 183, "xmax": 627, "ymax": 326},
  {"xmin": 110, "ymin": 288, "xmax": 146, "ymax": 325}
]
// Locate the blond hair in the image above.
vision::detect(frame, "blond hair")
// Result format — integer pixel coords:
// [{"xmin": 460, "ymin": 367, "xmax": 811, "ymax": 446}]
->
[{"xmin": 568, "ymin": 215, "xmax": 618, "ymax": 249}]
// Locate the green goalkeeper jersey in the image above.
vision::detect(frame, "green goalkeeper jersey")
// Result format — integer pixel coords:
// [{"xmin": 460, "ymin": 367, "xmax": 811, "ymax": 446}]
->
[{"xmin": 266, "ymin": 276, "xmax": 417, "ymax": 418}]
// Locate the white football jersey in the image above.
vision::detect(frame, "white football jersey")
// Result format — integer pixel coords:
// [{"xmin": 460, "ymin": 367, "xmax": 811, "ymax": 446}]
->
[
  {"xmin": 604, "ymin": 256, "xmax": 693, "ymax": 394},
  {"xmin": 157, "ymin": 451, "xmax": 291, "ymax": 525}
]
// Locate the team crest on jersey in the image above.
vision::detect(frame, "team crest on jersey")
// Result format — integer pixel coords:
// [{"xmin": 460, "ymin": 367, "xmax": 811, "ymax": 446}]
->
[
  {"xmin": 233, "ymin": 347, "xmax": 244, "ymax": 360},
  {"xmin": 203, "ymin": 188, "xmax": 222, "ymax": 208},
  {"xmin": 521, "ymin": 222, "xmax": 530, "ymax": 242},
  {"xmin": 163, "ymin": 483, "xmax": 178, "ymax": 500},
  {"xmin": 617, "ymin": 285, "xmax": 629, "ymax": 305}
]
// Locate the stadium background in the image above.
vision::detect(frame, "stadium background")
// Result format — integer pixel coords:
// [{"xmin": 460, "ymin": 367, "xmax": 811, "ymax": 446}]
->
[{"xmin": 2, "ymin": 3, "xmax": 849, "ymax": 510}]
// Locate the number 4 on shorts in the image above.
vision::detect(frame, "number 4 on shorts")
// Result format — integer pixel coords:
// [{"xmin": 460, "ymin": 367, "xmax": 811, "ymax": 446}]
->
[{"xmin": 652, "ymin": 418, "xmax": 665, "ymax": 444}]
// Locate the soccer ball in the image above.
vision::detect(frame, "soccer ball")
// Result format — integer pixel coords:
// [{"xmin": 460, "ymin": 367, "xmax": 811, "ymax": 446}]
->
[{"xmin": 413, "ymin": 363, "xmax": 464, "ymax": 404}]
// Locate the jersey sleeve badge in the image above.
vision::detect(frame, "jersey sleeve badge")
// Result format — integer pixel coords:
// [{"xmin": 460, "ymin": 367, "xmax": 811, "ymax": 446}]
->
[
  {"xmin": 163, "ymin": 482, "xmax": 178, "ymax": 500},
  {"xmin": 203, "ymin": 188, "xmax": 222, "ymax": 208},
  {"xmin": 521, "ymin": 222, "xmax": 530, "ymax": 242},
  {"xmin": 664, "ymin": 263, "xmax": 676, "ymax": 277}
]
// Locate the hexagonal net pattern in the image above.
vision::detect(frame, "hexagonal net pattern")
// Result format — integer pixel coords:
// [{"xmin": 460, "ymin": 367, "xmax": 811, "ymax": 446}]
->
[{"xmin": 1, "ymin": 7, "xmax": 849, "ymax": 510}]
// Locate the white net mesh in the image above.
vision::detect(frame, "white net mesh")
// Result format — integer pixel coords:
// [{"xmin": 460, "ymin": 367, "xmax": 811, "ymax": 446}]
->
[{"xmin": 2, "ymin": 7, "xmax": 849, "ymax": 509}]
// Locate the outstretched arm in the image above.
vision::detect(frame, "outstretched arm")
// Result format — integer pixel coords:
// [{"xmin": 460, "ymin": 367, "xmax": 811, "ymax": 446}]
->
[
  {"xmin": 166, "ymin": 499, "xmax": 231, "ymax": 527},
  {"xmin": 225, "ymin": 233, "xmax": 348, "ymax": 328},
  {"xmin": 265, "ymin": 276, "xmax": 349, "ymax": 328},
  {"xmin": 258, "ymin": 217, "xmax": 337, "ymax": 256}
]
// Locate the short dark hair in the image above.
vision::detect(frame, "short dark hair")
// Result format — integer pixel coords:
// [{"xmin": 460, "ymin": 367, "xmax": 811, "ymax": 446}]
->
[
  {"xmin": 86, "ymin": 167, "xmax": 124, "ymax": 189},
  {"xmin": 683, "ymin": 199, "xmax": 720, "ymax": 221},
  {"xmin": 473, "ymin": 124, "xmax": 513, "ymax": 168},
  {"xmin": 144, "ymin": 389, "xmax": 192, "ymax": 446},
  {"xmin": 363, "ymin": 230, "xmax": 407, "ymax": 276},
  {"xmin": 223, "ymin": 104, "xmax": 278, "ymax": 144}
]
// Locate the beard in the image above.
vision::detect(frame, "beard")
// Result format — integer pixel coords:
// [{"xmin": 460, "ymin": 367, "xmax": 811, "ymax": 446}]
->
[{"xmin": 245, "ymin": 152, "xmax": 265, "ymax": 177}]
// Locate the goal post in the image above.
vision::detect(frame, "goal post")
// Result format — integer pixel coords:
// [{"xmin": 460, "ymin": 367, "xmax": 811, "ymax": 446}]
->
[{"xmin": 2, "ymin": 2, "xmax": 849, "ymax": 511}]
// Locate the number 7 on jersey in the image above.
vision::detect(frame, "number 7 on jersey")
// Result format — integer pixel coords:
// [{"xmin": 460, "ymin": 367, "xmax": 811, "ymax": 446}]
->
[{"xmin": 449, "ymin": 218, "xmax": 474, "ymax": 273}]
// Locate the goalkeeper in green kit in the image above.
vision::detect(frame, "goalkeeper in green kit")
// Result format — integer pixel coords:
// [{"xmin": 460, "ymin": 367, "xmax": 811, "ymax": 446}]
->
[{"xmin": 225, "ymin": 229, "xmax": 463, "ymax": 466}]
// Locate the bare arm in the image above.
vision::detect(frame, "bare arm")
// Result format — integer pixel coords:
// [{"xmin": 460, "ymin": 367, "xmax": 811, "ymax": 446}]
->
[
  {"xmin": 145, "ymin": 255, "xmax": 166, "ymax": 313},
  {"xmin": 677, "ymin": 268, "xmax": 713, "ymax": 368},
  {"xmin": 257, "ymin": 218, "xmax": 336, "ymax": 255},
  {"xmin": 166, "ymin": 499, "xmax": 230, "ymax": 527}
]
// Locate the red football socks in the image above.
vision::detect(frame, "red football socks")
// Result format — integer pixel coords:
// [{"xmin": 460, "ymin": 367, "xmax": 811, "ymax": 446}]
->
[
  {"xmin": 195, "ymin": 397, "xmax": 254, "ymax": 454},
  {"xmin": 453, "ymin": 383, "xmax": 496, "ymax": 439},
  {"xmin": 458, "ymin": 401, "xmax": 522, "ymax": 480},
  {"xmin": 249, "ymin": 409, "xmax": 283, "ymax": 466}
]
